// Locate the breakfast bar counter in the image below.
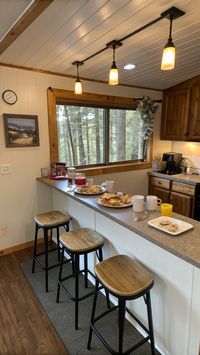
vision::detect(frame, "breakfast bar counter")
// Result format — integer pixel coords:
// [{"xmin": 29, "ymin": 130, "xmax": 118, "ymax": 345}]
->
[{"xmin": 37, "ymin": 177, "xmax": 200, "ymax": 355}]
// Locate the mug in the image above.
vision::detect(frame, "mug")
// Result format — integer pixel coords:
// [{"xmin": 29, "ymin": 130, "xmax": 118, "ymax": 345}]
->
[
  {"xmin": 132, "ymin": 195, "xmax": 145, "ymax": 212},
  {"xmin": 160, "ymin": 203, "xmax": 173, "ymax": 217},
  {"xmin": 105, "ymin": 181, "xmax": 115, "ymax": 193},
  {"xmin": 87, "ymin": 178, "xmax": 94, "ymax": 186},
  {"xmin": 146, "ymin": 195, "xmax": 162, "ymax": 211}
]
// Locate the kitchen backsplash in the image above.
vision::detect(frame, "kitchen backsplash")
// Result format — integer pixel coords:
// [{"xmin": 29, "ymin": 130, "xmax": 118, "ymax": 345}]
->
[{"xmin": 171, "ymin": 142, "xmax": 200, "ymax": 168}]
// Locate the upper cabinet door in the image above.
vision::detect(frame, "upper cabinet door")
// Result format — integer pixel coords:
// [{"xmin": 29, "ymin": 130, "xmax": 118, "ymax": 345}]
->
[
  {"xmin": 161, "ymin": 89, "xmax": 190, "ymax": 140},
  {"xmin": 188, "ymin": 79, "xmax": 200, "ymax": 140}
]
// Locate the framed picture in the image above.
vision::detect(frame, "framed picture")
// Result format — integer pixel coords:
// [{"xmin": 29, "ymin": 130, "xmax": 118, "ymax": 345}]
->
[{"xmin": 3, "ymin": 114, "xmax": 40, "ymax": 147}]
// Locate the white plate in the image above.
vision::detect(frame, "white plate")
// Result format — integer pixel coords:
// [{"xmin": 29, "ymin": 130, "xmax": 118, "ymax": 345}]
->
[
  {"xmin": 96, "ymin": 197, "xmax": 133, "ymax": 208},
  {"xmin": 148, "ymin": 216, "xmax": 193, "ymax": 236},
  {"xmin": 74, "ymin": 186, "xmax": 106, "ymax": 195}
]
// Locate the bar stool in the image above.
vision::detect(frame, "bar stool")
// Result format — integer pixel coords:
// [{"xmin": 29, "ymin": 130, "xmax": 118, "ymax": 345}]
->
[
  {"xmin": 87, "ymin": 255, "xmax": 155, "ymax": 355},
  {"xmin": 32, "ymin": 210, "xmax": 71, "ymax": 292},
  {"xmin": 56, "ymin": 228, "xmax": 105, "ymax": 330}
]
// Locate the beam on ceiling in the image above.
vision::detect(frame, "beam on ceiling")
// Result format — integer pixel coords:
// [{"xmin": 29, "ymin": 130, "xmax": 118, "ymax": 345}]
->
[{"xmin": 0, "ymin": 0, "xmax": 54, "ymax": 55}]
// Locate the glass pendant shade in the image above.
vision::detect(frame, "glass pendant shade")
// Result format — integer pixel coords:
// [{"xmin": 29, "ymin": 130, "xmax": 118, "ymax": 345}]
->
[
  {"xmin": 109, "ymin": 62, "xmax": 119, "ymax": 85},
  {"xmin": 161, "ymin": 41, "xmax": 175, "ymax": 70},
  {"xmin": 75, "ymin": 79, "xmax": 82, "ymax": 94}
]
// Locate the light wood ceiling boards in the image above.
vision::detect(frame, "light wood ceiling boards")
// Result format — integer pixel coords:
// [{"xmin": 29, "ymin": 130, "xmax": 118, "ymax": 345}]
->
[
  {"xmin": 0, "ymin": 0, "xmax": 54, "ymax": 55},
  {"xmin": 0, "ymin": 0, "xmax": 199, "ymax": 90}
]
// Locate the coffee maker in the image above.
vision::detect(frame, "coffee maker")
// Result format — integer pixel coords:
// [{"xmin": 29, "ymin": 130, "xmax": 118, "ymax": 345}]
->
[{"xmin": 162, "ymin": 152, "xmax": 182, "ymax": 174}]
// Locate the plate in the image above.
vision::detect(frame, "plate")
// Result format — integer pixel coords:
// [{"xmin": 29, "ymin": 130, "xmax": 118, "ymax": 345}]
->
[
  {"xmin": 96, "ymin": 193, "xmax": 133, "ymax": 208},
  {"xmin": 148, "ymin": 216, "xmax": 193, "ymax": 236},
  {"xmin": 74, "ymin": 185, "xmax": 106, "ymax": 195}
]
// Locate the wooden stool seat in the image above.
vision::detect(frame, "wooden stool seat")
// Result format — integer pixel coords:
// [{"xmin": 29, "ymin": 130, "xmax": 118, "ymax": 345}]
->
[
  {"xmin": 34, "ymin": 210, "xmax": 70, "ymax": 227},
  {"xmin": 32, "ymin": 210, "xmax": 71, "ymax": 292},
  {"xmin": 88, "ymin": 254, "xmax": 156, "ymax": 354},
  {"xmin": 95, "ymin": 255, "xmax": 153, "ymax": 297},
  {"xmin": 60, "ymin": 228, "xmax": 104, "ymax": 252},
  {"xmin": 57, "ymin": 228, "xmax": 106, "ymax": 330}
]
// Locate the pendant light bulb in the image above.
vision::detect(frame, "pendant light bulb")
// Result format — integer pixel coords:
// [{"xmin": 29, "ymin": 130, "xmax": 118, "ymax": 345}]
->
[
  {"xmin": 75, "ymin": 79, "xmax": 82, "ymax": 94},
  {"xmin": 109, "ymin": 61, "xmax": 119, "ymax": 85},
  {"xmin": 161, "ymin": 14, "xmax": 175, "ymax": 70},
  {"xmin": 109, "ymin": 44, "xmax": 119, "ymax": 85},
  {"xmin": 73, "ymin": 61, "xmax": 83, "ymax": 94}
]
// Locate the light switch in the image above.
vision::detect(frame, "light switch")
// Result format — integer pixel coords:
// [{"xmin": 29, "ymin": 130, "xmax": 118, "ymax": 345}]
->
[{"xmin": 0, "ymin": 164, "xmax": 11, "ymax": 175}]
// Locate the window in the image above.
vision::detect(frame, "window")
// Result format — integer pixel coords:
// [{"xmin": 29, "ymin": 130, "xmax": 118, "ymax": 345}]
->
[
  {"xmin": 48, "ymin": 89, "xmax": 151, "ymax": 174},
  {"xmin": 56, "ymin": 105, "xmax": 143, "ymax": 167}
]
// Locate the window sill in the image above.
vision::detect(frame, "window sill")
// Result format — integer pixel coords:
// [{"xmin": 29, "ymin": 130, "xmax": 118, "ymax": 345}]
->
[{"xmin": 77, "ymin": 161, "xmax": 151, "ymax": 176}]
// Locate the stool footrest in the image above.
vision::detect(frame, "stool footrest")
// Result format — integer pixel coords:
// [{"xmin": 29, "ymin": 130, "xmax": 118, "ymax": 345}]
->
[
  {"xmin": 90, "ymin": 322, "xmax": 150, "ymax": 355},
  {"xmin": 58, "ymin": 280, "xmax": 95, "ymax": 302},
  {"xmin": 33, "ymin": 256, "xmax": 72, "ymax": 271},
  {"xmin": 91, "ymin": 304, "xmax": 151, "ymax": 355}
]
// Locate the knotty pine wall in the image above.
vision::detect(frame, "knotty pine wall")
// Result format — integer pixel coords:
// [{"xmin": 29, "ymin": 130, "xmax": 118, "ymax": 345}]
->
[{"xmin": 0, "ymin": 65, "xmax": 170, "ymax": 250}]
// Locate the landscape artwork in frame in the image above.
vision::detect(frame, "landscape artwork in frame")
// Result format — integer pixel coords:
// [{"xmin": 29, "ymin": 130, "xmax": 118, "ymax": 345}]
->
[{"xmin": 3, "ymin": 114, "xmax": 40, "ymax": 147}]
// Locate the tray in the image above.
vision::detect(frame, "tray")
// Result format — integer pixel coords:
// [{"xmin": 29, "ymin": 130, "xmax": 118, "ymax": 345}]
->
[
  {"xmin": 74, "ymin": 186, "xmax": 106, "ymax": 195},
  {"xmin": 148, "ymin": 216, "xmax": 193, "ymax": 236}
]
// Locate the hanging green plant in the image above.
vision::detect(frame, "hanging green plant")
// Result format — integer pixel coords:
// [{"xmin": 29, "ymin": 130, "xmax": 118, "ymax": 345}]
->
[{"xmin": 136, "ymin": 96, "xmax": 158, "ymax": 161}]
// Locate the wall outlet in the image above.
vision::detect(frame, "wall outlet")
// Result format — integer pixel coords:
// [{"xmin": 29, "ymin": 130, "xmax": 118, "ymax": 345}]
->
[
  {"xmin": 0, "ymin": 227, "xmax": 8, "ymax": 237},
  {"xmin": 0, "ymin": 164, "xmax": 11, "ymax": 175}
]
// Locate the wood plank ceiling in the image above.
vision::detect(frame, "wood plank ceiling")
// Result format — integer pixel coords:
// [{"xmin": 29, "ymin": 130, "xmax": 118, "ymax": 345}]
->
[{"xmin": 0, "ymin": 0, "xmax": 199, "ymax": 90}]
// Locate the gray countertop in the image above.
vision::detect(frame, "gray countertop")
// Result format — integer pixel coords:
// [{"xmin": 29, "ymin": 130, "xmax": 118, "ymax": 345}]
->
[
  {"xmin": 37, "ymin": 177, "xmax": 200, "ymax": 268},
  {"xmin": 148, "ymin": 171, "xmax": 200, "ymax": 185}
]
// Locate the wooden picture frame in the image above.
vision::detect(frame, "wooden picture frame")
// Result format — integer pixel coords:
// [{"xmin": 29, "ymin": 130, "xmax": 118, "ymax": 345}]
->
[{"xmin": 3, "ymin": 113, "xmax": 40, "ymax": 147}]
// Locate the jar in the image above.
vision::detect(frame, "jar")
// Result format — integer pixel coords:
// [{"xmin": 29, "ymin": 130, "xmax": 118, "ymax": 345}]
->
[
  {"xmin": 67, "ymin": 167, "xmax": 76, "ymax": 186},
  {"xmin": 75, "ymin": 173, "xmax": 86, "ymax": 186}
]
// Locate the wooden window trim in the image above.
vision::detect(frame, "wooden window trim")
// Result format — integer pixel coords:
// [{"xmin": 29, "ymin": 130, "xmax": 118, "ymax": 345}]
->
[{"xmin": 47, "ymin": 87, "xmax": 152, "ymax": 175}]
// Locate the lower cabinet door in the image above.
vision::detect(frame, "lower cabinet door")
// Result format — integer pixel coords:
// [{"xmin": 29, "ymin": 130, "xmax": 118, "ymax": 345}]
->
[
  {"xmin": 149, "ymin": 185, "xmax": 170, "ymax": 203},
  {"xmin": 170, "ymin": 191, "xmax": 193, "ymax": 217}
]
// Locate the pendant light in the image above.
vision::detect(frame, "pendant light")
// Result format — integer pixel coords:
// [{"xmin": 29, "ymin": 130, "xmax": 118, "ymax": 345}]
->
[
  {"xmin": 161, "ymin": 13, "xmax": 175, "ymax": 70},
  {"xmin": 73, "ymin": 61, "xmax": 84, "ymax": 94},
  {"xmin": 107, "ymin": 40, "xmax": 122, "ymax": 85}
]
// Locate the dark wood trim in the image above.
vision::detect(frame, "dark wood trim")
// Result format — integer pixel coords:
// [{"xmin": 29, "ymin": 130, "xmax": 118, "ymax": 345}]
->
[
  {"xmin": 0, "ymin": 0, "xmax": 54, "ymax": 55},
  {"xmin": 47, "ymin": 88, "xmax": 153, "ymax": 173},
  {"xmin": 0, "ymin": 238, "xmax": 44, "ymax": 256},
  {"xmin": 0, "ymin": 62, "xmax": 162, "ymax": 92}
]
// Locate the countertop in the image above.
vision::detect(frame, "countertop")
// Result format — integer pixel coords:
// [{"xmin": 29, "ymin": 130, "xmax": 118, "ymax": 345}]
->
[
  {"xmin": 148, "ymin": 171, "xmax": 200, "ymax": 185},
  {"xmin": 37, "ymin": 177, "xmax": 200, "ymax": 268}
]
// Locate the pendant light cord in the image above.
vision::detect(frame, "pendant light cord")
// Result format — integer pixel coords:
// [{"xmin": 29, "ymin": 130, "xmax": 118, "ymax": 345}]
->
[{"xmin": 168, "ymin": 14, "xmax": 173, "ymax": 41}]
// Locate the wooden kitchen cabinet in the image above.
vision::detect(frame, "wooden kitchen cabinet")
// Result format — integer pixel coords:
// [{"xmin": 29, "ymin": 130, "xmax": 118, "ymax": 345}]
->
[
  {"xmin": 149, "ymin": 175, "xmax": 195, "ymax": 218},
  {"xmin": 170, "ymin": 192, "xmax": 193, "ymax": 217},
  {"xmin": 161, "ymin": 89, "xmax": 190, "ymax": 140},
  {"xmin": 149, "ymin": 185, "xmax": 170, "ymax": 203},
  {"xmin": 161, "ymin": 75, "xmax": 200, "ymax": 141}
]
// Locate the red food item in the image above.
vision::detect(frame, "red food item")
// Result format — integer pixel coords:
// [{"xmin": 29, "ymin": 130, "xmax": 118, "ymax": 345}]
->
[{"xmin": 75, "ymin": 177, "xmax": 86, "ymax": 185}]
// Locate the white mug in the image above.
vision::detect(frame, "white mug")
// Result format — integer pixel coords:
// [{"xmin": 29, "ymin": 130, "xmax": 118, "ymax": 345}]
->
[
  {"xmin": 146, "ymin": 195, "xmax": 162, "ymax": 211},
  {"xmin": 87, "ymin": 178, "xmax": 94, "ymax": 186},
  {"xmin": 132, "ymin": 195, "xmax": 145, "ymax": 212},
  {"xmin": 105, "ymin": 180, "xmax": 115, "ymax": 193}
]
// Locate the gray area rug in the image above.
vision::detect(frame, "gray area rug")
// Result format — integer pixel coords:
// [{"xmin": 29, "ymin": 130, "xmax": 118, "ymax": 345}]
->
[{"xmin": 21, "ymin": 252, "xmax": 159, "ymax": 355}]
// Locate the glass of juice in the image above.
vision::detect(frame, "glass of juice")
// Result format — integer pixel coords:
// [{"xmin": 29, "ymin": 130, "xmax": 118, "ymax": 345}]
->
[{"xmin": 75, "ymin": 173, "xmax": 86, "ymax": 186}]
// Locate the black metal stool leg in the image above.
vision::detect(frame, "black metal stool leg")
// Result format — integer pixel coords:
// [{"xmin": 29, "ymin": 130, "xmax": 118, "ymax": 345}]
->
[
  {"xmin": 49, "ymin": 228, "xmax": 53, "ymax": 245},
  {"xmin": 98, "ymin": 247, "xmax": 110, "ymax": 309},
  {"xmin": 118, "ymin": 297, "xmax": 126, "ymax": 354},
  {"xmin": 75, "ymin": 253, "xmax": 80, "ymax": 330},
  {"xmin": 44, "ymin": 228, "xmax": 49, "ymax": 292},
  {"xmin": 56, "ymin": 246, "xmax": 65, "ymax": 303},
  {"xmin": 32, "ymin": 223, "xmax": 39, "ymax": 273},
  {"xmin": 87, "ymin": 279, "xmax": 99, "ymax": 350},
  {"xmin": 56, "ymin": 227, "xmax": 60, "ymax": 261},
  {"xmin": 146, "ymin": 291, "xmax": 156, "ymax": 355},
  {"xmin": 84, "ymin": 253, "xmax": 88, "ymax": 288}
]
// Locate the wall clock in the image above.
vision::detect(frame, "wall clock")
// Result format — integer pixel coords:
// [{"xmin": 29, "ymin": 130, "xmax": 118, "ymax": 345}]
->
[{"xmin": 2, "ymin": 90, "xmax": 18, "ymax": 105}]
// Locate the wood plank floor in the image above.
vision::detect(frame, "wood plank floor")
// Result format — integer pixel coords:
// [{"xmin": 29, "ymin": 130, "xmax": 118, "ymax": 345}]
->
[{"xmin": 0, "ymin": 246, "xmax": 68, "ymax": 355}]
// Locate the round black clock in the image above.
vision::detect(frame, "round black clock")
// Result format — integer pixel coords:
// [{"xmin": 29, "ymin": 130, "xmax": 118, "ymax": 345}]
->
[{"xmin": 2, "ymin": 90, "xmax": 18, "ymax": 105}]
